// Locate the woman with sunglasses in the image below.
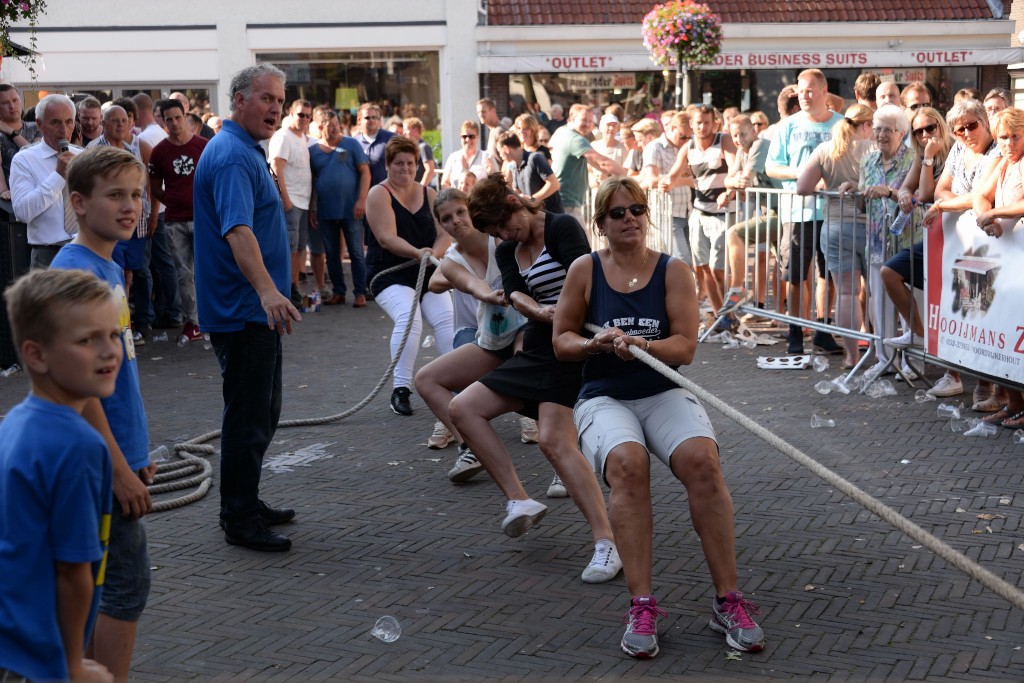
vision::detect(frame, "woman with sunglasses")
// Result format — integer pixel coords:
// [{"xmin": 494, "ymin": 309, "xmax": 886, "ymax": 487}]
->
[
  {"xmin": 969, "ymin": 107, "xmax": 1024, "ymax": 428},
  {"xmin": 796, "ymin": 104, "xmax": 875, "ymax": 370},
  {"xmin": 748, "ymin": 111, "xmax": 770, "ymax": 140},
  {"xmin": 910, "ymin": 99, "xmax": 999, "ymax": 400},
  {"xmin": 839, "ymin": 104, "xmax": 914, "ymax": 376},
  {"xmin": 447, "ymin": 174, "xmax": 621, "ymax": 585},
  {"xmin": 440, "ymin": 120, "xmax": 495, "ymax": 189},
  {"xmin": 879, "ymin": 107, "xmax": 953, "ymax": 374},
  {"xmin": 552, "ymin": 177, "xmax": 763, "ymax": 659}
]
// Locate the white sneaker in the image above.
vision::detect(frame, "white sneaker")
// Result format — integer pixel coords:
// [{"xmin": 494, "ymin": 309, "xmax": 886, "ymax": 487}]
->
[
  {"xmin": 927, "ymin": 372, "xmax": 964, "ymax": 397},
  {"xmin": 427, "ymin": 421, "xmax": 454, "ymax": 449},
  {"xmin": 883, "ymin": 330, "xmax": 915, "ymax": 349},
  {"xmin": 520, "ymin": 417, "xmax": 539, "ymax": 444},
  {"xmin": 447, "ymin": 445, "xmax": 483, "ymax": 483},
  {"xmin": 897, "ymin": 360, "xmax": 920, "ymax": 382},
  {"xmin": 546, "ymin": 474, "xmax": 568, "ymax": 498},
  {"xmin": 501, "ymin": 498, "xmax": 547, "ymax": 538},
  {"xmin": 581, "ymin": 539, "xmax": 622, "ymax": 583}
]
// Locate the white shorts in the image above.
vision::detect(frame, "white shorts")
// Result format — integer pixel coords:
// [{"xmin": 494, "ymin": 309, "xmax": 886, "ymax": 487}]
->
[
  {"xmin": 688, "ymin": 210, "xmax": 731, "ymax": 269},
  {"xmin": 574, "ymin": 388, "xmax": 717, "ymax": 484}
]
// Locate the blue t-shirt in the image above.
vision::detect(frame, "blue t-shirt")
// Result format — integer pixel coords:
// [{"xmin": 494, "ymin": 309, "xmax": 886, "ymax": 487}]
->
[
  {"xmin": 308, "ymin": 136, "xmax": 368, "ymax": 221},
  {"xmin": 193, "ymin": 119, "xmax": 289, "ymax": 332},
  {"xmin": 354, "ymin": 129, "xmax": 396, "ymax": 187},
  {"xmin": 767, "ymin": 111, "xmax": 844, "ymax": 222},
  {"xmin": 51, "ymin": 244, "xmax": 150, "ymax": 471},
  {"xmin": 0, "ymin": 396, "xmax": 112, "ymax": 681}
]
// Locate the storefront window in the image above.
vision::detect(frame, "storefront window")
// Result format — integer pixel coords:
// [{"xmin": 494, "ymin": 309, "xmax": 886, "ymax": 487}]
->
[{"xmin": 259, "ymin": 51, "xmax": 441, "ymax": 133}]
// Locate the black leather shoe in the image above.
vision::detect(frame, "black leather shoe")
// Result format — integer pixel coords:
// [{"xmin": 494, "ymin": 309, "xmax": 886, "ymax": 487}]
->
[
  {"xmin": 390, "ymin": 387, "xmax": 413, "ymax": 416},
  {"xmin": 223, "ymin": 517, "xmax": 291, "ymax": 552},
  {"xmin": 258, "ymin": 500, "xmax": 295, "ymax": 525},
  {"xmin": 786, "ymin": 324, "xmax": 804, "ymax": 355},
  {"xmin": 812, "ymin": 330, "xmax": 844, "ymax": 355}
]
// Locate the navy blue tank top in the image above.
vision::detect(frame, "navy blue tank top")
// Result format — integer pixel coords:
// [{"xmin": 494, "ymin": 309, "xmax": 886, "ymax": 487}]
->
[
  {"xmin": 579, "ymin": 251, "xmax": 679, "ymax": 401},
  {"xmin": 366, "ymin": 185, "xmax": 437, "ymax": 295}
]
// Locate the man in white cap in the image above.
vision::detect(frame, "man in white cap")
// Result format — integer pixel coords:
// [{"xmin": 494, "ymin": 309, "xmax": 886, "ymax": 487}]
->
[{"xmin": 589, "ymin": 113, "xmax": 627, "ymax": 189}]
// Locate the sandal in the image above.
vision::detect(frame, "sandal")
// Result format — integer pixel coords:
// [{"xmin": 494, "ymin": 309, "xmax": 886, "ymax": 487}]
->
[
  {"xmin": 982, "ymin": 406, "xmax": 1011, "ymax": 425},
  {"xmin": 1000, "ymin": 409, "xmax": 1024, "ymax": 429}
]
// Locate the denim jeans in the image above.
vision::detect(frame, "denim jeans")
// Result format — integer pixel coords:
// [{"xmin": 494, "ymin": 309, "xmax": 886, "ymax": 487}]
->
[
  {"xmin": 167, "ymin": 220, "xmax": 198, "ymax": 324},
  {"xmin": 149, "ymin": 214, "xmax": 181, "ymax": 323},
  {"xmin": 210, "ymin": 323, "xmax": 283, "ymax": 522},
  {"xmin": 319, "ymin": 217, "xmax": 367, "ymax": 296}
]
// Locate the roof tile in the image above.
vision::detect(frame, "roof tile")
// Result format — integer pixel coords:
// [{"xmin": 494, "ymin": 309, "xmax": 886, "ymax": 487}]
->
[{"xmin": 486, "ymin": 0, "xmax": 998, "ymax": 25}]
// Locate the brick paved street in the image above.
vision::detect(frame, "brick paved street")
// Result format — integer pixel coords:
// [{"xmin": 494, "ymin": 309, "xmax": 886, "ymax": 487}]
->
[{"xmin": 1, "ymin": 297, "xmax": 1022, "ymax": 681}]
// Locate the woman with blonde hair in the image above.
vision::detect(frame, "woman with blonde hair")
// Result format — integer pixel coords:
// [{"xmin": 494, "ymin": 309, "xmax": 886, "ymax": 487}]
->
[
  {"xmin": 441, "ymin": 120, "xmax": 495, "ymax": 188},
  {"xmin": 796, "ymin": 104, "xmax": 875, "ymax": 368},
  {"xmin": 513, "ymin": 113, "xmax": 550, "ymax": 160}
]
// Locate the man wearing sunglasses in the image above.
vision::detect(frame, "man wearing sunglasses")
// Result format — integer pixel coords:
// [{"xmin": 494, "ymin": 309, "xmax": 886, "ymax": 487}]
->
[
  {"xmin": 270, "ymin": 99, "xmax": 318, "ymax": 305},
  {"xmin": 901, "ymin": 82, "xmax": 932, "ymax": 120}
]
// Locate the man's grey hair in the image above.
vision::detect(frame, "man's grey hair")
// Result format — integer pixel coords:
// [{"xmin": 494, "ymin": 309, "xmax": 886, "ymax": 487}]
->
[
  {"xmin": 228, "ymin": 63, "xmax": 287, "ymax": 112},
  {"xmin": 35, "ymin": 94, "xmax": 76, "ymax": 122}
]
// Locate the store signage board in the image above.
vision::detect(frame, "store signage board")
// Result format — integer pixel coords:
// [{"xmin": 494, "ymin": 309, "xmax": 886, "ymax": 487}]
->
[
  {"xmin": 560, "ymin": 73, "xmax": 637, "ymax": 90},
  {"xmin": 482, "ymin": 48, "xmax": 1023, "ymax": 73}
]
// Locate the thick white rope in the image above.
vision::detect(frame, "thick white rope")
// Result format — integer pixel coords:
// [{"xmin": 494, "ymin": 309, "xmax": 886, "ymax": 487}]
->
[
  {"xmin": 150, "ymin": 253, "xmax": 436, "ymax": 512},
  {"xmin": 584, "ymin": 322, "xmax": 1024, "ymax": 611}
]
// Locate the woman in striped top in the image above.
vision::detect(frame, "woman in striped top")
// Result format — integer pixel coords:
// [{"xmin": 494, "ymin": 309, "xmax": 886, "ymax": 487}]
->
[{"xmin": 447, "ymin": 174, "xmax": 622, "ymax": 584}]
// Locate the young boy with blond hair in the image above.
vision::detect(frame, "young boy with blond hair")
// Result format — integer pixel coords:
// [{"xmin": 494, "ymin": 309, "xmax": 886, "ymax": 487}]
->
[
  {"xmin": 50, "ymin": 146, "xmax": 153, "ymax": 682},
  {"xmin": 0, "ymin": 268, "xmax": 120, "ymax": 683}
]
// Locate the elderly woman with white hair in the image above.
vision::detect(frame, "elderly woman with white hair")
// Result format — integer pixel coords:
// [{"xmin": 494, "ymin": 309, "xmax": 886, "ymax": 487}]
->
[{"xmin": 840, "ymin": 104, "xmax": 914, "ymax": 374}]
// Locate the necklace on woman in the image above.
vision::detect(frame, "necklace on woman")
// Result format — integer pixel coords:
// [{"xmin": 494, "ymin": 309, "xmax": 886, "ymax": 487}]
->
[{"xmin": 612, "ymin": 249, "xmax": 650, "ymax": 288}]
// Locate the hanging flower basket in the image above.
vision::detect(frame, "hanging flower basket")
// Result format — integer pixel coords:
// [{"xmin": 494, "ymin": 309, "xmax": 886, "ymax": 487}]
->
[
  {"xmin": 0, "ymin": 1, "xmax": 47, "ymax": 76},
  {"xmin": 642, "ymin": 1, "xmax": 723, "ymax": 71}
]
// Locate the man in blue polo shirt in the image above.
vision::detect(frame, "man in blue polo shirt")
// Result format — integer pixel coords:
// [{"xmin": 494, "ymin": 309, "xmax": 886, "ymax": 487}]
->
[{"xmin": 193, "ymin": 63, "xmax": 302, "ymax": 552}]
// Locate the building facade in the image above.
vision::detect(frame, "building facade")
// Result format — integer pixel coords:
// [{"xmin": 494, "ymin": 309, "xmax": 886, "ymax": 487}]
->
[{"xmin": 4, "ymin": 1, "xmax": 1020, "ymax": 157}]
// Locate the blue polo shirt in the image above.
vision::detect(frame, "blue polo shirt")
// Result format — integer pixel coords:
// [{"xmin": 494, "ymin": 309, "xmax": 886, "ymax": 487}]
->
[
  {"xmin": 308, "ymin": 136, "xmax": 368, "ymax": 221},
  {"xmin": 355, "ymin": 129, "xmax": 395, "ymax": 186},
  {"xmin": 193, "ymin": 119, "xmax": 289, "ymax": 332}
]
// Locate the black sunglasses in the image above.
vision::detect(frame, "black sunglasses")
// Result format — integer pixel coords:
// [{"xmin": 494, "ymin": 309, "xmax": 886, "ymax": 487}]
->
[
  {"xmin": 608, "ymin": 204, "xmax": 647, "ymax": 220},
  {"xmin": 295, "ymin": 112, "xmax": 311, "ymax": 119},
  {"xmin": 953, "ymin": 120, "xmax": 981, "ymax": 137},
  {"xmin": 908, "ymin": 102, "xmax": 929, "ymax": 111},
  {"xmin": 912, "ymin": 123, "xmax": 938, "ymax": 137},
  {"xmin": 461, "ymin": 134, "xmax": 477, "ymax": 140}
]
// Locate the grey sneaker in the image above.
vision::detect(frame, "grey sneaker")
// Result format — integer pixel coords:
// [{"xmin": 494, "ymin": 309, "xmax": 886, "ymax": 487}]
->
[
  {"xmin": 546, "ymin": 474, "xmax": 568, "ymax": 498},
  {"xmin": 709, "ymin": 591, "xmax": 765, "ymax": 652},
  {"xmin": 519, "ymin": 417, "xmax": 539, "ymax": 444},
  {"xmin": 581, "ymin": 539, "xmax": 622, "ymax": 583},
  {"xmin": 621, "ymin": 595, "xmax": 667, "ymax": 659},
  {"xmin": 447, "ymin": 445, "xmax": 483, "ymax": 483},
  {"xmin": 501, "ymin": 498, "xmax": 547, "ymax": 538}
]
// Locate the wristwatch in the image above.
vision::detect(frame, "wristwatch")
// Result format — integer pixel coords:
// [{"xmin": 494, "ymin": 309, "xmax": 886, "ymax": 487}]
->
[{"xmin": 922, "ymin": 158, "xmax": 934, "ymax": 167}]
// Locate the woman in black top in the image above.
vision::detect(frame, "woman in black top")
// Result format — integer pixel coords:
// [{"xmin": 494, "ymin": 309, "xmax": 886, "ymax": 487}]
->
[
  {"xmin": 366, "ymin": 137, "xmax": 453, "ymax": 417},
  {"xmin": 447, "ymin": 174, "xmax": 620, "ymax": 584}
]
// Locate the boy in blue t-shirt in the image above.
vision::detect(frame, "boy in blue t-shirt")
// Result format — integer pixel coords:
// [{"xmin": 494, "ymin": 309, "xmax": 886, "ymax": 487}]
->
[
  {"xmin": 50, "ymin": 146, "xmax": 153, "ymax": 681},
  {"xmin": 0, "ymin": 268, "xmax": 119, "ymax": 682}
]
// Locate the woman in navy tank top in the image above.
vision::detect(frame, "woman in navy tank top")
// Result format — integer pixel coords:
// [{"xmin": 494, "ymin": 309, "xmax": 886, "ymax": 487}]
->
[{"xmin": 553, "ymin": 177, "xmax": 764, "ymax": 660}]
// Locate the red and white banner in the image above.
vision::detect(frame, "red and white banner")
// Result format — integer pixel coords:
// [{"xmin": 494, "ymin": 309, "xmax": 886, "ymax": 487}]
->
[{"xmin": 924, "ymin": 211, "xmax": 1024, "ymax": 383}]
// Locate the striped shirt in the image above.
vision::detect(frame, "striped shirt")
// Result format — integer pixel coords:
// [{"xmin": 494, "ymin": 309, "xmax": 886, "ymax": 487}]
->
[{"xmin": 521, "ymin": 247, "xmax": 567, "ymax": 305}]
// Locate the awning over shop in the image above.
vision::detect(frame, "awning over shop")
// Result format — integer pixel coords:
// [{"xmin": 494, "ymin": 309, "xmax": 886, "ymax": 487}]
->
[{"xmin": 480, "ymin": 47, "xmax": 1024, "ymax": 74}]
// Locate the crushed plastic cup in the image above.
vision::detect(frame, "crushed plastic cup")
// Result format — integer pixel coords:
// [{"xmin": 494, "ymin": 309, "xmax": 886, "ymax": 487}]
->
[
  {"xmin": 964, "ymin": 421, "xmax": 997, "ymax": 438},
  {"xmin": 866, "ymin": 379, "xmax": 897, "ymax": 398},
  {"xmin": 704, "ymin": 332, "xmax": 731, "ymax": 344},
  {"xmin": 812, "ymin": 356, "xmax": 829, "ymax": 372},
  {"xmin": 810, "ymin": 413, "xmax": 836, "ymax": 429},
  {"xmin": 949, "ymin": 418, "xmax": 969, "ymax": 433},
  {"xmin": 936, "ymin": 402, "xmax": 962, "ymax": 420},
  {"xmin": 371, "ymin": 615, "xmax": 401, "ymax": 642},
  {"xmin": 813, "ymin": 381, "xmax": 833, "ymax": 395},
  {"xmin": 421, "ymin": 335, "xmax": 435, "ymax": 349},
  {"xmin": 723, "ymin": 338, "xmax": 740, "ymax": 349},
  {"xmin": 741, "ymin": 338, "xmax": 758, "ymax": 349},
  {"xmin": 0, "ymin": 363, "xmax": 20, "ymax": 378},
  {"xmin": 1013, "ymin": 429, "xmax": 1024, "ymax": 445},
  {"xmin": 830, "ymin": 377, "xmax": 851, "ymax": 395},
  {"xmin": 914, "ymin": 390, "xmax": 936, "ymax": 403},
  {"xmin": 150, "ymin": 445, "xmax": 170, "ymax": 464},
  {"xmin": 152, "ymin": 332, "xmax": 169, "ymax": 342}
]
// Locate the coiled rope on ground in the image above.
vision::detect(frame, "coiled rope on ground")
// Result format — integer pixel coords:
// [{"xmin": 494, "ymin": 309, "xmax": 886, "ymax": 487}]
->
[{"xmin": 149, "ymin": 252, "xmax": 436, "ymax": 512}]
